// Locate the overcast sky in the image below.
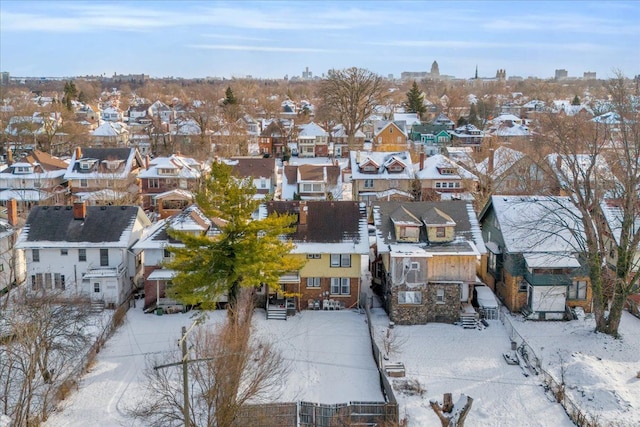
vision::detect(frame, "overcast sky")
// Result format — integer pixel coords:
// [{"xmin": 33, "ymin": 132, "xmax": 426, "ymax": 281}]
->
[{"xmin": 1, "ymin": 1, "xmax": 638, "ymax": 80}]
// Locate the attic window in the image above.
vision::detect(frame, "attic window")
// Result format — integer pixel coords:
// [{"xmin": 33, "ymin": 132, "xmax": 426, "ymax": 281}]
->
[
  {"xmin": 387, "ymin": 164, "xmax": 404, "ymax": 173},
  {"xmin": 158, "ymin": 167, "xmax": 176, "ymax": 175},
  {"xmin": 104, "ymin": 160, "xmax": 122, "ymax": 170},
  {"xmin": 439, "ymin": 168, "xmax": 455, "ymax": 175},
  {"xmin": 14, "ymin": 166, "xmax": 32, "ymax": 174}
]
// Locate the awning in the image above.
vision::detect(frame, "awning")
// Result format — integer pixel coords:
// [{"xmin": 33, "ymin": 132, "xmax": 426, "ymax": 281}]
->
[
  {"xmin": 523, "ymin": 253, "xmax": 580, "ymax": 268},
  {"xmin": 148, "ymin": 269, "xmax": 176, "ymax": 280}
]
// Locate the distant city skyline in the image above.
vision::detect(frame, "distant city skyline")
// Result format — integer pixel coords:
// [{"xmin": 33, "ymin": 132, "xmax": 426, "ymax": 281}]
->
[{"xmin": 1, "ymin": 1, "xmax": 638, "ymax": 80}]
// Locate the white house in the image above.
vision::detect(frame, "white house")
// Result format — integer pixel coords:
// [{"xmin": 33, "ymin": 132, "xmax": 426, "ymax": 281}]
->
[
  {"xmin": 16, "ymin": 202, "xmax": 151, "ymax": 307},
  {"xmin": 0, "ymin": 200, "xmax": 25, "ymax": 293}
]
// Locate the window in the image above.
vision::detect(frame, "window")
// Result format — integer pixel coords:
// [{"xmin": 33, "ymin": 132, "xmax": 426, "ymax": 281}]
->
[
  {"xmin": 435, "ymin": 182, "xmax": 442, "ymax": 188},
  {"xmin": 260, "ymin": 178, "xmax": 267, "ymax": 189},
  {"xmin": 436, "ymin": 287, "xmax": 445, "ymax": 304},
  {"xmin": 436, "ymin": 227, "xmax": 445, "ymax": 238},
  {"xmin": 307, "ymin": 277, "xmax": 321, "ymax": 288},
  {"xmin": 330, "ymin": 277, "xmax": 350, "ymax": 295},
  {"xmin": 54, "ymin": 273, "xmax": 65, "ymax": 290},
  {"xmin": 364, "ymin": 179, "xmax": 374, "ymax": 189},
  {"xmin": 94, "ymin": 283, "xmax": 100, "ymax": 293},
  {"xmin": 301, "ymin": 183, "xmax": 322, "ymax": 192},
  {"xmin": 31, "ymin": 274, "xmax": 44, "ymax": 291},
  {"xmin": 44, "ymin": 273, "xmax": 52, "ymax": 289},
  {"xmin": 519, "ymin": 280, "xmax": 528, "ymax": 293},
  {"xmin": 149, "ymin": 178, "xmax": 160, "ymax": 188},
  {"xmin": 61, "ymin": 249, "xmax": 68, "ymax": 256},
  {"xmin": 568, "ymin": 280, "xmax": 587, "ymax": 300},
  {"xmin": 100, "ymin": 249, "xmax": 109, "ymax": 266},
  {"xmin": 398, "ymin": 291, "xmax": 422, "ymax": 305},
  {"xmin": 79, "ymin": 249, "xmax": 86, "ymax": 262},
  {"xmin": 399, "ymin": 226, "xmax": 419, "ymax": 240},
  {"xmin": 80, "ymin": 179, "xmax": 88, "ymax": 188},
  {"xmin": 0, "ymin": 264, "xmax": 3, "ymax": 272},
  {"xmin": 163, "ymin": 248, "xmax": 171, "ymax": 258},
  {"xmin": 488, "ymin": 251, "xmax": 497, "ymax": 272},
  {"xmin": 330, "ymin": 254, "xmax": 351, "ymax": 268},
  {"xmin": 32, "ymin": 249, "xmax": 40, "ymax": 262},
  {"xmin": 307, "ymin": 254, "xmax": 321, "ymax": 259}
]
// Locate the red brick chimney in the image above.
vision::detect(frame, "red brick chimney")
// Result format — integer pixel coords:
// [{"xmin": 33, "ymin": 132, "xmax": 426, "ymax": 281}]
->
[
  {"xmin": 145, "ymin": 154, "xmax": 150, "ymax": 170},
  {"xmin": 75, "ymin": 146, "xmax": 82, "ymax": 160},
  {"xmin": 73, "ymin": 201, "xmax": 87, "ymax": 220},
  {"xmin": 299, "ymin": 201, "xmax": 308, "ymax": 225},
  {"xmin": 419, "ymin": 152, "xmax": 425, "ymax": 171},
  {"xmin": 7, "ymin": 199, "xmax": 18, "ymax": 227}
]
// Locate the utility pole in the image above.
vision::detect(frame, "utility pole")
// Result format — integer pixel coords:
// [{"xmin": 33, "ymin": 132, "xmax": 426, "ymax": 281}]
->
[{"xmin": 181, "ymin": 326, "xmax": 190, "ymax": 427}]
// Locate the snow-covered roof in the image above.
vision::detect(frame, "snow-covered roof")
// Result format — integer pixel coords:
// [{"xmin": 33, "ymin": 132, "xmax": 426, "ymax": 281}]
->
[
  {"xmin": 138, "ymin": 155, "xmax": 202, "ymax": 179},
  {"xmin": 488, "ymin": 195, "xmax": 584, "ymax": 254},
  {"xmin": 0, "ymin": 189, "xmax": 52, "ymax": 202},
  {"xmin": 297, "ymin": 122, "xmax": 328, "ymax": 138},
  {"xmin": 476, "ymin": 146, "xmax": 525, "ymax": 178},
  {"xmin": 350, "ymin": 151, "xmax": 414, "ymax": 181},
  {"xmin": 600, "ymin": 200, "xmax": 640, "ymax": 248},
  {"xmin": 523, "ymin": 252, "xmax": 581, "ymax": 268},
  {"xmin": 415, "ymin": 154, "xmax": 477, "ymax": 181}
]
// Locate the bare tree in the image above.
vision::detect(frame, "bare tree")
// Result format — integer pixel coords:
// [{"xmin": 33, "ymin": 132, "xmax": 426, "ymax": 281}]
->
[
  {"xmin": 0, "ymin": 291, "xmax": 93, "ymax": 425},
  {"xmin": 318, "ymin": 67, "xmax": 388, "ymax": 150},
  {"xmin": 129, "ymin": 289, "xmax": 288, "ymax": 427},
  {"xmin": 533, "ymin": 73, "xmax": 640, "ymax": 337}
]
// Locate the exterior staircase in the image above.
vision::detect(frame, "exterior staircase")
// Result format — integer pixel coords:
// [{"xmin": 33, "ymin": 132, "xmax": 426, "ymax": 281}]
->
[
  {"xmin": 460, "ymin": 313, "xmax": 477, "ymax": 329},
  {"xmin": 90, "ymin": 300, "xmax": 105, "ymax": 313},
  {"xmin": 266, "ymin": 306, "xmax": 287, "ymax": 320}
]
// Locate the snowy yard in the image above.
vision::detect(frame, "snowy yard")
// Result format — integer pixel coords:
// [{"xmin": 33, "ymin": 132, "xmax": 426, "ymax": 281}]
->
[{"xmin": 43, "ymin": 301, "xmax": 640, "ymax": 427}]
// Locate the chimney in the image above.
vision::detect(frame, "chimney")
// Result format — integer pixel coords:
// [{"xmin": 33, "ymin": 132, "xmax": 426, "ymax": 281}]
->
[
  {"xmin": 73, "ymin": 201, "xmax": 87, "ymax": 220},
  {"xmin": 7, "ymin": 199, "xmax": 18, "ymax": 227},
  {"xmin": 299, "ymin": 201, "xmax": 308, "ymax": 225},
  {"xmin": 419, "ymin": 152, "xmax": 425, "ymax": 171},
  {"xmin": 488, "ymin": 149, "xmax": 495, "ymax": 174},
  {"xmin": 145, "ymin": 154, "xmax": 150, "ymax": 170},
  {"xmin": 555, "ymin": 154, "xmax": 562, "ymax": 171},
  {"xmin": 6, "ymin": 148, "xmax": 13, "ymax": 166},
  {"xmin": 75, "ymin": 146, "xmax": 82, "ymax": 160}
]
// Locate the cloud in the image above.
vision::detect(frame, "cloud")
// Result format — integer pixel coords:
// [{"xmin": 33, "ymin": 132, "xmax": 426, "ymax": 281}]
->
[{"xmin": 187, "ymin": 44, "xmax": 337, "ymax": 53}]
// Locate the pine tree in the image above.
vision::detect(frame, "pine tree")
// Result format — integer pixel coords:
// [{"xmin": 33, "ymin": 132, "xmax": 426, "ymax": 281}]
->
[
  {"xmin": 223, "ymin": 86, "xmax": 238, "ymax": 105},
  {"xmin": 571, "ymin": 95, "xmax": 581, "ymax": 105},
  {"xmin": 468, "ymin": 103, "xmax": 479, "ymax": 127},
  {"xmin": 165, "ymin": 161, "xmax": 305, "ymax": 320},
  {"xmin": 405, "ymin": 81, "xmax": 426, "ymax": 119}
]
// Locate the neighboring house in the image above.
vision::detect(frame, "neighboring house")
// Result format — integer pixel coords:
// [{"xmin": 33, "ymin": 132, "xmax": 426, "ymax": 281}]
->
[
  {"xmin": 101, "ymin": 106, "xmax": 122, "ymax": 122},
  {"xmin": 546, "ymin": 153, "xmax": 619, "ymax": 197},
  {"xmin": 475, "ymin": 146, "xmax": 547, "ymax": 195},
  {"xmin": 372, "ymin": 121, "xmax": 410, "ymax": 152},
  {"xmin": 128, "ymin": 103, "xmax": 152, "ymax": 121},
  {"xmin": 297, "ymin": 122, "xmax": 329, "ymax": 157},
  {"xmin": 350, "ymin": 151, "xmax": 415, "ymax": 204},
  {"xmin": 16, "ymin": 202, "xmax": 151, "ymax": 307},
  {"xmin": 228, "ymin": 156, "xmax": 277, "ymax": 199},
  {"xmin": 393, "ymin": 113, "xmax": 421, "ymax": 129},
  {"xmin": 91, "ymin": 121, "xmax": 129, "ymax": 146},
  {"xmin": 409, "ymin": 123, "xmax": 451, "ymax": 155},
  {"xmin": 259, "ymin": 119, "xmax": 291, "ymax": 157},
  {"xmin": 133, "ymin": 205, "xmax": 222, "ymax": 311},
  {"xmin": 65, "ymin": 147, "xmax": 144, "ymax": 205},
  {"xmin": 263, "ymin": 200, "xmax": 369, "ymax": 316},
  {"xmin": 330, "ymin": 124, "xmax": 365, "ymax": 158},
  {"xmin": 0, "ymin": 149, "xmax": 69, "ymax": 209},
  {"xmin": 149, "ymin": 100, "xmax": 173, "ymax": 123},
  {"xmin": 370, "ymin": 200, "xmax": 486, "ymax": 325},
  {"xmin": 0, "ymin": 199, "xmax": 26, "ymax": 293},
  {"xmin": 449, "ymin": 124, "xmax": 486, "ymax": 150},
  {"xmin": 599, "ymin": 200, "xmax": 640, "ymax": 275},
  {"xmin": 138, "ymin": 154, "xmax": 203, "ymax": 210},
  {"xmin": 479, "ymin": 195, "xmax": 591, "ymax": 319},
  {"xmin": 432, "ymin": 113, "xmax": 455, "ymax": 131},
  {"xmin": 414, "ymin": 153, "xmax": 477, "ymax": 198},
  {"xmin": 282, "ymin": 163, "xmax": 341, "ymax": 200}
]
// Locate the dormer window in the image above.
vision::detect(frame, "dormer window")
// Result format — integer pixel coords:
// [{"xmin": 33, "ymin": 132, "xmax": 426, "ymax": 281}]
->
[
  {"xmin": 386, "ymin": 164, "xmax": 404, "ymax": 174},
  {"xmin": 439, "ymin": 167, "xmax": 455, "ymax": 175},
  {"xmin": 13, "ymin": 166, "xmax": 32, "ymax": 174},
  {"xmin": 158, "ymin": 168, "xmax": 177, "ymax": 175},
  {"xmin": 103, "ymin": 160, "xmax": 122, "ymax": 170},
  {"xmin": 79, "ymin": 159, "xmax": 98, "ymax": 171}
]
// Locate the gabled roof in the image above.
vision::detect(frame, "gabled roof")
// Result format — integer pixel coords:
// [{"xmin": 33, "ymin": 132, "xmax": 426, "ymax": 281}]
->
[
  {"xmin": 228, "ymin": 157, "xmax": 276, "ymax": 179},
  {"xmin": 414, "ymin": 154, "xmax": 477, "ymax": 181},
  {"xmin": 600, "ymin": 200, "xmax": 640, "ymax": 248},
  {"xmin": 372, "ymin": 200, "xmax": 484, "ymax": 254},
  {"xmin": 476, "ymin": 146, "xmax": 525, "ymax": 178},
  {"xmin": 264, "ymin": 201, "xmax": 367, "ymax": 254},
  {"xmin": 373, "ymin": 120, "xmax": 407, "ymax": 137},
  {"xmin": 138, "ymin": 155, "xmax": 202, "ymax": 179},
  {"xmin": 17, "ymin": 205, "xmax": 149, "ymax": 247},
  {"xmin": 22, "ymin": 150, "xmax": 68, "ymax": 171},
  {"xmin": 390, "ymin": 205, "xmax": 421, "ymax": 226},
  {"xmin": 481, "ymin": 195, "xmax": 585, "ymax": 254},
  {"xmin": 65, "ymin": 147, "xmax": 142, "ymax": 180},
  {"xmin": 350, "ymin": 151, "xmax": 414, "ymax": 181},
  {"xmin": 298, "ymin": 122, "xmax": 328, "ymax": 138}
]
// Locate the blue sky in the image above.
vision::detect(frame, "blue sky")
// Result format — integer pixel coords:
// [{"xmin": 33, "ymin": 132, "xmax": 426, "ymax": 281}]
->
[{"xmin": 1, "ymin": 1, "xmax": 638, "ymax": 80}]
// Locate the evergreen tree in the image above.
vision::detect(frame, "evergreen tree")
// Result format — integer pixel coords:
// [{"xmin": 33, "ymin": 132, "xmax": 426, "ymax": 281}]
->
[
  {"xmin": 571, "ymin": 95, "xmax": 581, "ymax": 105},
  {"xmin": 165, "ymin": 161, "xmax": 305, "ymax": 320},
  {"xmin": 223, "ymin": 86, "xmax": 238, "ymax": 105},
  {"xmin": 405, "ymin": 81, "xmax": 427, "ymax": 119}
]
